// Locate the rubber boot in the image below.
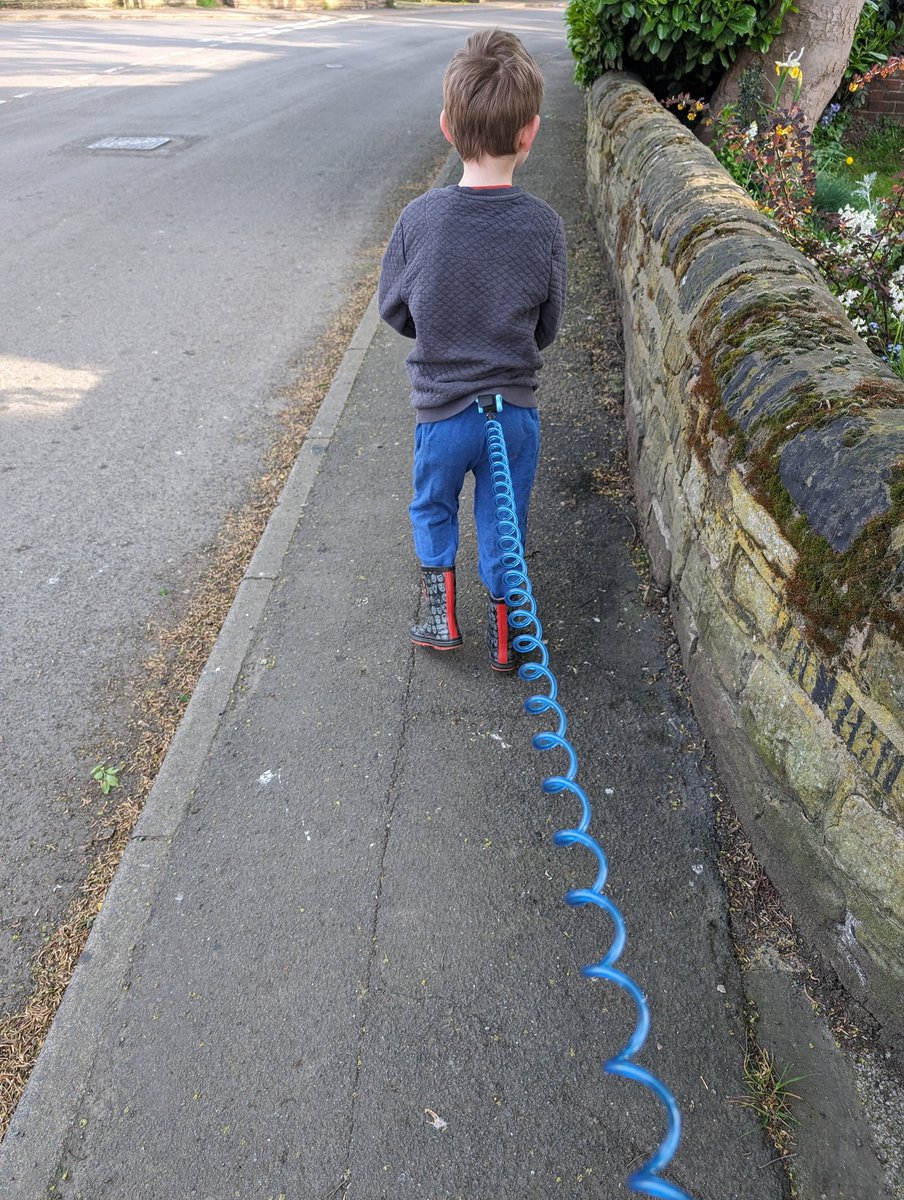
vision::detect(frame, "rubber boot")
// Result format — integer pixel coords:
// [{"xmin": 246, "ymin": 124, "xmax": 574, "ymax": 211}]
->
[
  {"xmin": 486, "ymin": 594, "xmax": 516, "ymax": 672},
  {"xmin": 411, "ymin": 566, "xmax": 463, "ymax": 650}
]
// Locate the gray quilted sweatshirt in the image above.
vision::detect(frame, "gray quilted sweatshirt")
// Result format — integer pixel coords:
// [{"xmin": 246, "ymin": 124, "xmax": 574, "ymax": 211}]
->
[{"xmin": 378, "ymin": 184, "xmax": 566, "ymax": 423}]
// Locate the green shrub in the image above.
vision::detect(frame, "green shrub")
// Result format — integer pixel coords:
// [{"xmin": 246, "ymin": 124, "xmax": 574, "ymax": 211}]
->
[
  {"xmin": 566, "ymin": 0, "xmax": 795, "ymax": 93},
  {"xmin": 813, "ymin": 172, "xmax": 858, "ymax": 212},
  {"xmin": 847, "ymin": 0, "xmax": 904, "ymax": 80}
]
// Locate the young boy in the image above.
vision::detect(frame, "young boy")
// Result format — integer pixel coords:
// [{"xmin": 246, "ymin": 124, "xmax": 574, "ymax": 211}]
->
[{"xmin": 378, "ymin": 28, "xmax": 566, "ymax": 671}]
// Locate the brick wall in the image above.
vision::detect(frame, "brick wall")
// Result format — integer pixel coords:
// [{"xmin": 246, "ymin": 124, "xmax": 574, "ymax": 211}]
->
[
  {"xmin": 862, "ymin": 72, "xmax": 904, "ymax": 122},
  {"xmin": 587, "ymin": 72, "xmax": 904, "ymax": 1040}
]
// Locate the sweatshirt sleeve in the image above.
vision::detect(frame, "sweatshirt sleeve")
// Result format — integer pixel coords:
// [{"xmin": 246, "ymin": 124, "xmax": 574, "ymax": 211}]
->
[
  {"xmin": 534, "ymin": 217, "xmax": 567, "ymax": 351},
  {"xmin": 378, "ymin": 217, "xmax": 416, "ymax": 339}
]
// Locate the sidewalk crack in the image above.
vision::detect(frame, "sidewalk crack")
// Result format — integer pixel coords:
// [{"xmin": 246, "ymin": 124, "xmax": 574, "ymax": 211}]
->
[{"xmin": 343, "ymin": 605, "xmax": 418, "ymax": 1178}]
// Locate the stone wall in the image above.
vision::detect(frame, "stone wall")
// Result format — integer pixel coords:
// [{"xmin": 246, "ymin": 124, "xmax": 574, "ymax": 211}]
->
[{"xmin": 586, "ymin": 72, "xmax": 904, "ymax": 1038}]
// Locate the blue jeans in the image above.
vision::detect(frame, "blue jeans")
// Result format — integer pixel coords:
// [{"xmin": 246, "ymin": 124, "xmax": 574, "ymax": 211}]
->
[{"xmin": 410, "ymin": 403, "xmax": 540, "ymax": 598}]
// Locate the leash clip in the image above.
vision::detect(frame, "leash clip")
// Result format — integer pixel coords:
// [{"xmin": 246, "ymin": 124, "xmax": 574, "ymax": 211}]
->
[{"xmin": 475, "ymin": 392, "xmax": 503, "ymax": 417}]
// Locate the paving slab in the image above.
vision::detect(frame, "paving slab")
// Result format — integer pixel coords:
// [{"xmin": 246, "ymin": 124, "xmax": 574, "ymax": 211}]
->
[{"xmin": 746, "ymin": 948, "xmax": 888, "ymax": 1200}]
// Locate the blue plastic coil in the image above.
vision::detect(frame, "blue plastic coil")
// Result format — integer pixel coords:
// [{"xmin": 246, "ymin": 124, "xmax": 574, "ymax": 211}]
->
[{"xmin": 482, "ymin": 406, "xmax": 694, "ymax": 1200}]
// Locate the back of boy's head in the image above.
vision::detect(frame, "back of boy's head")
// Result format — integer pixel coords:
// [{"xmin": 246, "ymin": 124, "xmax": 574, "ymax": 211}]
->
[{"xmin": 442, "ymin": 29, "xmax": 544, "ymax": 162}]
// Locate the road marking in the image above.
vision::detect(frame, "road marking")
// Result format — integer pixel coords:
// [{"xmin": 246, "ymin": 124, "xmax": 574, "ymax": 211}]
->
[{"xmin": 2, "ymin": 12, "xmax": 371, "ymax": 111}]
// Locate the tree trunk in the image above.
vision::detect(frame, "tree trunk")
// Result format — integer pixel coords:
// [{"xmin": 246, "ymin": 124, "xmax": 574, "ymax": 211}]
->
[{"xmin": 708, "ymin": 0, "xmax": 867, "ymax": 130}]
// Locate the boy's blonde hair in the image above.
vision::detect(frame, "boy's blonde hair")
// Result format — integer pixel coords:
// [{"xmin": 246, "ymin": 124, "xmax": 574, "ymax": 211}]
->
[{"xmin": 442, "ymin": 29, "xmax": 544, "ymax": 163}]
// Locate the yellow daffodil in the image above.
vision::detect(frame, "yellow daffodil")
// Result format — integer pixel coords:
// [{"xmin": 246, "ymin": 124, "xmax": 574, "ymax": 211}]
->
[
  {"xmin": 789, "ymin": 65, "xmax": 801, "ymax": 79},
  {"xmin": 846, "ymin": 156, "xmax": 855, "ymax": 165}
]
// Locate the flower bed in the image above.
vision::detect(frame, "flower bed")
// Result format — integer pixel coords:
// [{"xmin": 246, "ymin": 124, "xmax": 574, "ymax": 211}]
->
[{"xmin": 665, "ymin": 55, "xmax": 904, "ymax": 383}]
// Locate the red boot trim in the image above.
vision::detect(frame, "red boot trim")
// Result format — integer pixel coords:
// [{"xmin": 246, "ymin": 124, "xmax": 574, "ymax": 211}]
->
[
  {"xmin": 444, "ymin": 570, "xmax": 459, "ymax": 641},
  {"xmin": 495, "ymin": 602, "xmax": 509, "ymax": 665}
]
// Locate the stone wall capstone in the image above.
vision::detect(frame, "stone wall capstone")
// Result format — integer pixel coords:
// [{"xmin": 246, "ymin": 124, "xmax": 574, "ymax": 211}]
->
[{"xmin": 587, "ymin": 72, "xmax": 904, "ymax": 1040}]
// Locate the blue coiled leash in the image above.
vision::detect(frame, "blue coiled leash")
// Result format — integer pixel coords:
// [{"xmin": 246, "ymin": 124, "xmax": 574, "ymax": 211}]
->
[{"xmin": 476, "ymin": 393, "xmax": 694, "ymax": 1200}]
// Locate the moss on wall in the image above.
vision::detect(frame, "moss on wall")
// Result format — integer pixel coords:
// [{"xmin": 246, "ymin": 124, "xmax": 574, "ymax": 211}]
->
[{"xmin": 587, "ymin": 70, "xmax": 904, "ymax": 1032}]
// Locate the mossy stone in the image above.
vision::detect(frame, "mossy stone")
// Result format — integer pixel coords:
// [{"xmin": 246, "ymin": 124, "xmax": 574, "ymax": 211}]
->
[{"xmin": 779, "ymin": 410, "xmax": 904, "ymax": 553}]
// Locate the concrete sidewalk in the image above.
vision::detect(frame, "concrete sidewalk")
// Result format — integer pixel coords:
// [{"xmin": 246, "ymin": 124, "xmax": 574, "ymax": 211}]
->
[{"xmin": 0, "ymin": 87, "xmax": 786, "ymax": 1200}]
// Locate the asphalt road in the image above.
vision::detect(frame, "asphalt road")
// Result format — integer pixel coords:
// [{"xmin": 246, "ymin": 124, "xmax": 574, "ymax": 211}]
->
[{"xmin": 0, "ymin": 4, "xmax": 571, "ymax": 1014}]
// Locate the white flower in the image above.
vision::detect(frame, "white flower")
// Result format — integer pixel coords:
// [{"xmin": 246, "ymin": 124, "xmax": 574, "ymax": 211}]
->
[
  {"xmin": 889, "ymin": 267, "xmax": 904, "ymax": 322},
  {"xmin": 839, "ymin": 288, "xmax": 861, "ymax": 308},
  {"xmin": 849, "ymin": 315, "xmax": 868, "ymax": 335},
  {"xmin": 775, "ymin": 47, "xmax": 804, "ymax": 70},
  {"xmin": 744, "ymin": 121, "xmax": 758, "ymax": 141},
  {"xmin": 838, "ymin": 205, "xmax": 878, "ymax": 237}
]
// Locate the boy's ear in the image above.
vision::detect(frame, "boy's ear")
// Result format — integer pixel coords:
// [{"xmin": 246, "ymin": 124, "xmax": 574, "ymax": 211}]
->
[
  {"xmin": 518, "ymin": 114, "xmax": 541, "ymax": 153},
  {"xmin": 440, "ymin": 110, "xmax": 455, "ymax": 146}
]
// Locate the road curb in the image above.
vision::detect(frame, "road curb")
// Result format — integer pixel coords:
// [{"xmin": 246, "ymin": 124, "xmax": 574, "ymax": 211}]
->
[{"xmin": 0, "ymin": 149, "xmax": 459, "ymax": 1170}]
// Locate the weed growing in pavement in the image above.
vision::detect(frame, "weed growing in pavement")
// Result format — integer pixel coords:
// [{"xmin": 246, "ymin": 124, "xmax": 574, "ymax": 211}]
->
[
  {"xmin": 90, "ymin": 761, "xmax": 121, "ymax": 796},
  {"xmin": 734, "ymin": 1034, "xmax": 806, "ymax": 1166}
]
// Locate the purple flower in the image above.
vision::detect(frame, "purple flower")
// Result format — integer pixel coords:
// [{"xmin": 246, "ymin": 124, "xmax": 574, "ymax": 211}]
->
[{"xmin": 820, "ymin": 102, "xmax": 841, "ymax": 127}]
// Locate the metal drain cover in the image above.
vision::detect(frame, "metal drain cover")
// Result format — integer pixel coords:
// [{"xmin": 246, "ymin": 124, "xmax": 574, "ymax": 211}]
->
[{"xmin": 88, "ymin": 136, "xmax": 171, "ymax": 151}]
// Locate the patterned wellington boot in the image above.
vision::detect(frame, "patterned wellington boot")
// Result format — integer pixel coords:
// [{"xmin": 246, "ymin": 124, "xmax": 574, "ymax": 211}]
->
[
  {"xmin": 411, "ymin": 566, "xmax": 464, "ymax": 650},
  {"xmin": 486, "ymin": 594, "xmax": 516, "ymax": 672}
]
